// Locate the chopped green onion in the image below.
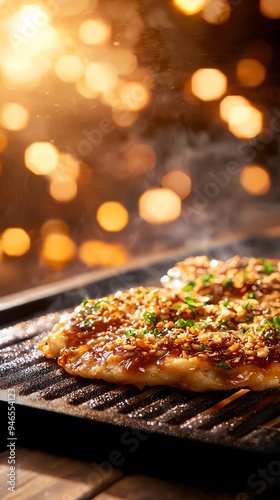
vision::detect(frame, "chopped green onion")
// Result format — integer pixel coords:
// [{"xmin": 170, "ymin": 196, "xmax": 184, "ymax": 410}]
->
[
  {"xmin": 193, "ymin": 321, "xmax": 209, "ymax": 329},
  {"xmin": 247, "ymin": 292, "xmax": 256, "ymax": 299},
  {"xmin": 242, "ymin": 269, "xmax": 248, "ymax": 280},
  {"xmin": 222, "ymin": 298, "xmax": 229, "ymax": 307},
  {"xmin": 265, "ymin": 331, "xmax": 273, "ymax": 340},
  {"xmin": 261, "ymin": 258, "xmax": 274, "ymax": 275},
  {"xmin": 143, "ymin": 310, "xmax": 160, "ymax": 325},
  {"xmin": 150, "ymin": 328, "xmax": 162, "ymax": 337},
  {"xmin": 93, "ymin": 299, "xmax": 108, "ymax": 309},
  {"xmin": 198, "ymin": 343, "xmax": 206, "ymax": 350},
  {"xmin": 175, "ymin": 318, "xmax": 194, "ymax": 329},
  {"xmin": 264, "ymin": 316, "xmax": 280, "ymax": 333},
  {"xmin": 219, "ymin": 320, "xmax": 229, "ymax": 327},
  {"xmin": 184, "ymin": 297, "xmax": 197, "ymax": 310},
  {"xmin": 82, "ymin": 299, "xmax": 89, "ymax": 306},
  {"xmin": 244, "ymin": 302, "xmax": 252, "ymax": 311},
  {"xmin": 203, "ymin": 273, "xmax": 215, "ymax": 285},
  {"xmin": 125, "ymin": 329, "xmax": 136, "ymax": 337},
  {"xmin": 224, "ymin": 279, "xmax": 234, "ymax": 288},
  {"xmin": 183, "ymin": 280, "xmax": 196, "ymax": 292},
  {"xmin": 216, "ymin": 361, "xmax": 231, "ymax": 370},
  {"xmin": 273, "ymin": 316, "xmax": 280, "ymax": 333}
]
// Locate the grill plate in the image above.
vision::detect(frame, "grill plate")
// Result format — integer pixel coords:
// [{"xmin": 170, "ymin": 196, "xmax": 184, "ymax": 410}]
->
[{"xmin": 1, "ymin": 235, "xmax": 280, "ymax": 455}]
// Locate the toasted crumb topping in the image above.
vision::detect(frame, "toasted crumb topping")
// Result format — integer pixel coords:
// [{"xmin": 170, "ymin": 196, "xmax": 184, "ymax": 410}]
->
[
  {"xmin": 161, "ymin": 255, "xmax": 280, "ymax": 303},
  {"xmin": 53, "ymin": 264, "xmax": 280, "ymax": 372}
]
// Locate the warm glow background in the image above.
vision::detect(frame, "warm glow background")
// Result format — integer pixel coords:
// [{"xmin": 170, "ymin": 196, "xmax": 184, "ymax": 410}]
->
[{"xmin": 0, "ymin": 0, "xmax": 279, "ymax": 296}]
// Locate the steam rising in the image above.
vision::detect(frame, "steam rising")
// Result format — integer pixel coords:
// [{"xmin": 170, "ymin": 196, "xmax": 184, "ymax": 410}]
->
[{"xmin": 0, "ymin": 0, "xmax": 279, "ymax": 298}]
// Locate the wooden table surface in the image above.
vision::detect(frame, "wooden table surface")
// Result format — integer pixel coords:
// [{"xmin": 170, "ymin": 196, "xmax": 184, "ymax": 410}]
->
[{"xmin": 0, "ymin": 447, "xmax": 236, "ymax": 500}]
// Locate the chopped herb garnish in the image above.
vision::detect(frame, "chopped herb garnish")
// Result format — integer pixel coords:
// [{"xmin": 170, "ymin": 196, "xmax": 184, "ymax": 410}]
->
[
  {"xmin": 247, "ymin": 292, "xmax": 256, "ymax": 299},
  {"xmin": 198, "ymin": 343, "xmax": 206, "ymax": 350},
  {"xmin": 93, "ymin": 299, "xmax": 108, "ymax": 309},
  {"xmin": 216, "ymin": 361, "xmax": 231, "ymax": 370},
  {"xmin": 183, "ymin": 280, "xmax": 196, "ymax": 292},
  {"xmin": 136, "ymin": 288, "xmax": 142, "ymax": 294},
  {"xmin": 273, "ymin": 316, "xmax": 280, "ymax": 332},
  {"xmin": 150, "ymin": 328, "xmax": 162, "ymax": 337},
  {"xmin": 82, "ymin": 299, "xmax": 89, "ymax": 306},
  {"xmin": 244, "ymin": 301, "xmax": 252, "ymax": 311},
  {"xmin": 261, "ymin": 258, "xmax": 274, "ymax": 275},
  {"xmin": 125, "ymin": 329, "xmax": 136, "ymax": 337},
  {"xmin": 242, "ymin": 269, "xmax": 248, "ymax": 280},
  {"xmin": 173, "ymin": 305, "xmax": 182, "ymax": 310},
  {"xmin": 184, "ymin": 297, "xmax": 197, "ymax": 310},
  {"xmin": 224, "ymin": 279, "xmax": 234, "ymax": 288},
  {"xmin": 265, "ymin": 331, "xmax": 273, "ymax": 340},
  {"xmin": 219, "ymin": 320, "xmax": 229, "ymax": 327},
  {"xmin": 175, "ymin": 318, "xmax": 194, "ymax": 329},
  {"xmin": 193, "ymin": 321, "xmax": 209, "ymax": 329},
  {"xmin": 143, "ymin": 310, "xmax": 160, "ymax": 325},
  {"xmin": 222, "ymin": 298, "xmax": 229, "ymax": 307},
  {"xmin": 264, "ymin": 316, "xmax": 280, "ymax": 334},
  {"xmin": 203, "ymin": 273, "xmax": 215, "ymax": 285}
]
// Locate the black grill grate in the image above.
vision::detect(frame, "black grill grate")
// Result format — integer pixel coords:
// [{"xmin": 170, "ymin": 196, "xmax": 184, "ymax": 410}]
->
[
  {"xmin": 1, "ymin": 236, "xmax": 280, "ymax": 456},
  {"xmin": 0, "ymin": 312, "xmax": 280, "ymax": 454}
]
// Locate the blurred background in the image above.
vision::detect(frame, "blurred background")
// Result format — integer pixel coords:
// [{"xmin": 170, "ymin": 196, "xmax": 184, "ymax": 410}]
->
[{"xmin": 0, "ymin": 0, "xmax": 280, "ymax": 297}]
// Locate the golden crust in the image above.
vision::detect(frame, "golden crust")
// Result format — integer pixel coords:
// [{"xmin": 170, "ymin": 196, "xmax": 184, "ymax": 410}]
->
[{"xmin": 37, "ymin": 255, "xmax": 280, "ymax": 392}]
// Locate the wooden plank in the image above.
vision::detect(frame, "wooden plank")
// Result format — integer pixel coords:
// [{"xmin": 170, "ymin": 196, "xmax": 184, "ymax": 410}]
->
[
  {"xmin": 93, "ymin": 473, "xmax": 236, "ymax": 500},
  {"xmin": 0, "ymin": 447, "xmax": 122, "ymax": 499}
]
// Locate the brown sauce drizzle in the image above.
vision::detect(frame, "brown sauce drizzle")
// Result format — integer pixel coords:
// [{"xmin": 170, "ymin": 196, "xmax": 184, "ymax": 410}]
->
[{"xmin": 58, "ymin": 316, "xmax": 280, "ymax": 373}]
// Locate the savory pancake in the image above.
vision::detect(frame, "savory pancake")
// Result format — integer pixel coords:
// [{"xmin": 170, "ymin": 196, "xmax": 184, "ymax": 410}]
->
[
  {"xmin": 160, "ymin": 255, "xmax": 280, "ymax": 304},
  {"xmin": 38, "ymin": 261, "xmax": 280, "ymax": 392}
]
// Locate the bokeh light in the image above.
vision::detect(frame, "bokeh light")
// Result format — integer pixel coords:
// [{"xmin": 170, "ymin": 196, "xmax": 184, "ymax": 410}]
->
[
  {"xmin": 228, "ymin": 104, "xmax": 263, "ymax": 139},
  {"xmin": 40, "ymin": 234, "xmax": 77, "ymax": 269},
  {"xmin": 85, "ymin": 62, "xmax": 118, "ymax": 93},
  {"xmin": 54, "ymin": 55, "xmax": 84, "ymax": 83},
  {"xmin": 118, "ymin": 82, "xmax": 151, "ymax": 111},
  {"xmin": 0, "ymin": 103, "xmax": 29, "ymax": 130},
  {"xmin": 49, "ymin": 178, "xmax": 78, "ymax": 202},
  {"xmin": 79, "ymin": 18, "xmax": 111, "ymax": 45},
  {"xmin": 202, "ymin": 0, "xmax": 231, "ymax": 24},
  {"xmin": 112, "ymin": 107, "xmax": 138, "ymax": 127},
  {"xmin": 24, "ymin": 142, "xmax": 59, "ymax": 175},
  {"xmin": 57, "ymin": 0, "xmax": 91, "ymax": 16},
  {"xmin": 75, "ymin": 80, "xmax": 98, "ymax": 99},
  {"xmin": 119, "ymin": 143, "xmax": 157, "ymax": 176},
  {"xmin": 40, "ymin": 219, "xmax": 69, "ymax": 239},
  {"xmin": 2, "ymin": 5, "xmax": 61, "ymax": 88},
  {"xmin": 78, "ymin": 240, "xmax": 131, "ymax": 267},
  {"xmin": 236, "ymin": 59, "xmax": 266, "ymax": 87},
  {"xmin": 260, "ymin": 0, "xmax": 280, "ymax": 19},
  {"xmin": 2, "ymin": 228, "xmax": 31, "ymax": 257},
  {"xmin": 0, "ymin": 0, "xmax": 279, "ymax": 297},
  {"xmin": 138, "ymin": 188, "xmax": 182, "ymax": 224},
  {"xmin": 162, "ymin": 171, "xmax": 192, "ymax": 199},
  {"xmin": 108, "ymin": 49, "xmax": 138, "ymax": 76},
  {"xmin": 240, "ymin": 165, "xmax": 271, "ymax": 195},
  {"xmin": 173, "ymin": 0, "xmax": 208, "ymax": 15},
  {"xmin": 96, "ymin": 201, "xmax": 129, "ymax": 231},
  {"xmin": 219, "ymin": 95, "xmax": 250, "ymax": 122},
  {"xmin": 191, "ymin": 68, "xmax": 227, "ymax": 101}
]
